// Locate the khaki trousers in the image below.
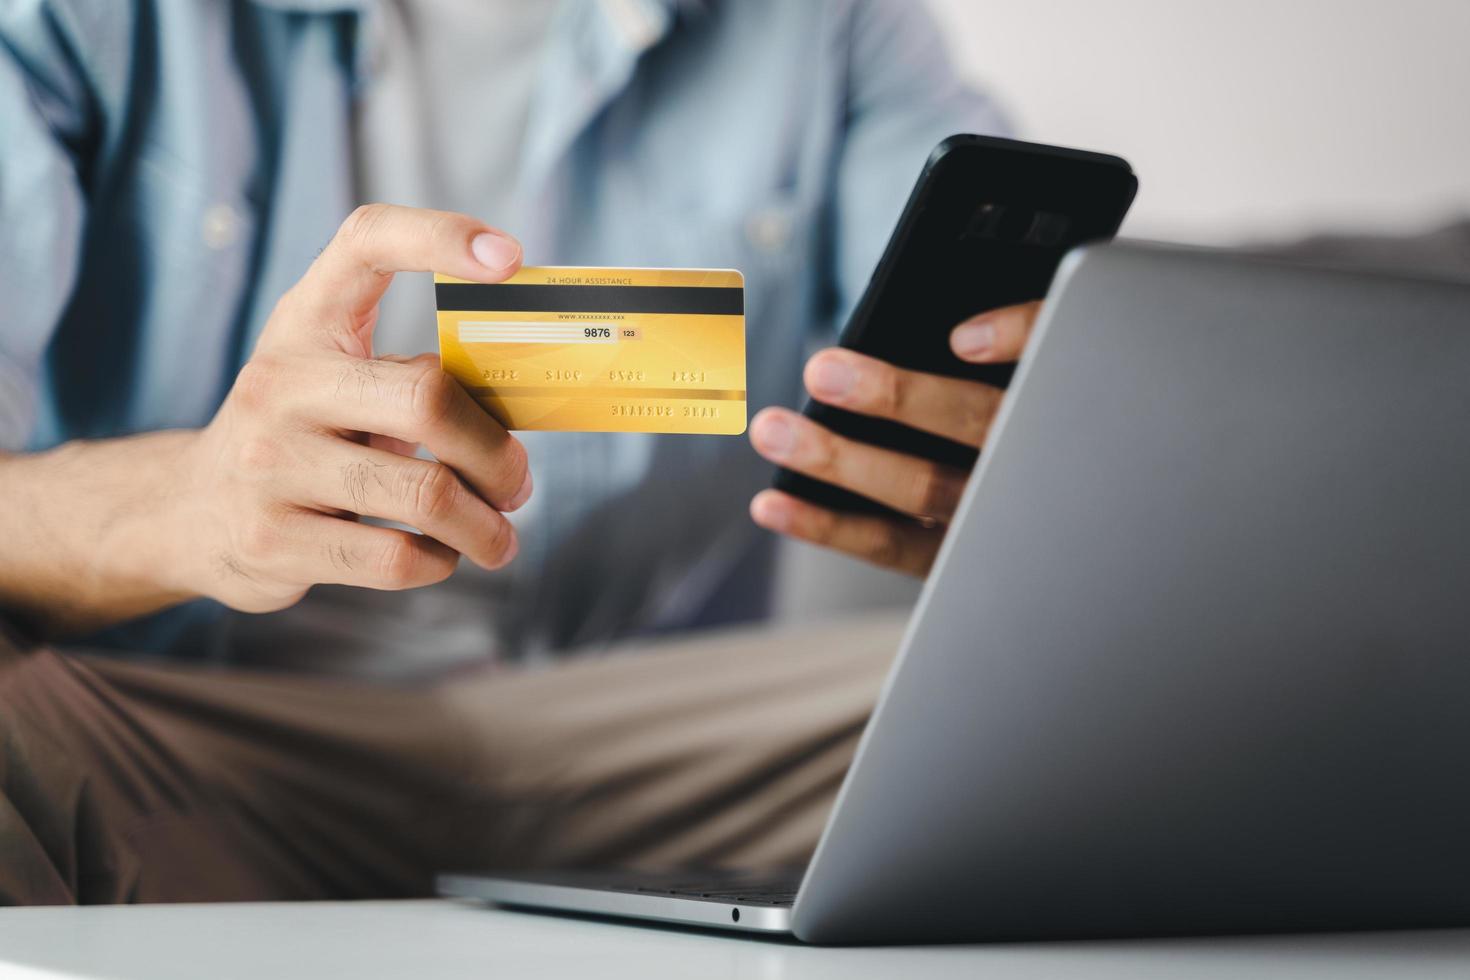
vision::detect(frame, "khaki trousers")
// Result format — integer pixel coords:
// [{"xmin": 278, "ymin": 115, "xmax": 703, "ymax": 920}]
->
[{"xmin": 0, "ymin": 614, "xmax": 902, "ymax": 905}]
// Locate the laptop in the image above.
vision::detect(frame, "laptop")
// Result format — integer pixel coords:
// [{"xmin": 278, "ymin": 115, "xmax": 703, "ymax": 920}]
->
[{"xmin": 440, "ymin": 243, "xmax": 1470, "ymax": 944}]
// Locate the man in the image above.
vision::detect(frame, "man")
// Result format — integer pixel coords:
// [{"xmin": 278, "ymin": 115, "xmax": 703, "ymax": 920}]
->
[{"xmin": 0, "ymin": 0, "xmax": 1030, "ymax": 903}]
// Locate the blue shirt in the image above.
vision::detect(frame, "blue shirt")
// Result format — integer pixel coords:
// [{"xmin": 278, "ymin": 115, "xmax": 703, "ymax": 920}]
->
[{"xmin": 0, "ymin": 0, "xmax": 1007, "ymax": 662}]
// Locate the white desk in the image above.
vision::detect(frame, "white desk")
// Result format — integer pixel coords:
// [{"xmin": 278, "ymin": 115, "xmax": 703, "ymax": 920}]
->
[{"xmin": 1, "ymin": 900, "xmax": 1467, "ymax": 979}]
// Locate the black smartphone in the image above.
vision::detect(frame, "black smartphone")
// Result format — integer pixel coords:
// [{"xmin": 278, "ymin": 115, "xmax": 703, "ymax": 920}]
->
[{"xmin": 773, "ymin": 134, "xmax": 1138, "ymax": 516}]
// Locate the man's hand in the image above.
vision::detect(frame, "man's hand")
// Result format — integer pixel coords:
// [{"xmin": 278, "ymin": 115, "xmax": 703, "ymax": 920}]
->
[
  {"xmin": 748, "ymin": 301, "xmax": 1042, "ymax": 577},
  {"xmin": 0, "ymin": 205, "xmax": 531, "ymax": 634},
  {"xmin": 171, "ymin": 205, "xmax": 531, "ymax": 613}
]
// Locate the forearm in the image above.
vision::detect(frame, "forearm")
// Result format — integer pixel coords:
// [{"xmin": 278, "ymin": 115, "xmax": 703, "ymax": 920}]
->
[{"xmin": 0, "ymin": 431, "xmax": 199, "ymax": 637}]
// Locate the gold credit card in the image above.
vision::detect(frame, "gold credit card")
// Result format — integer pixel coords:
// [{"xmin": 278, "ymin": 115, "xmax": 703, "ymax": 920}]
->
[{"xmin": 436, "ymin": 267, "xmax": 746, "ymax": 435}]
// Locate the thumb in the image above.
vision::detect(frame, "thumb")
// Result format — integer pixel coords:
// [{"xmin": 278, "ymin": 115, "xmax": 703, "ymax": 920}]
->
[
  {"xmin": 260, "ymin": 204, "xmax": 522, "ymax": 357},
  {"xmin": 949, "ymin": 300, "xmax": 1043, "ymax": 364}
]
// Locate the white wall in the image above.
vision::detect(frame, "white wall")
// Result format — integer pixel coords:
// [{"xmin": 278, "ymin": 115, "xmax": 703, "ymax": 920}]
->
[{"xmin": 928, "ymin": 0, "xmax": 1470, "ymax": 244}]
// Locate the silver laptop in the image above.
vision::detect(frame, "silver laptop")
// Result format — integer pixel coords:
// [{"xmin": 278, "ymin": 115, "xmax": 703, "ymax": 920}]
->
[{"xmin": 440, "ymin": 243, "xmax": 1470, "ymax": 944}]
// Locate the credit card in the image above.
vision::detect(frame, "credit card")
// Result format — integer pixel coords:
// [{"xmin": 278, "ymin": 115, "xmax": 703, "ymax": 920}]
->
[{"xmin": 436, "ymin": 267, "xmax": 746, "ymax": 435}]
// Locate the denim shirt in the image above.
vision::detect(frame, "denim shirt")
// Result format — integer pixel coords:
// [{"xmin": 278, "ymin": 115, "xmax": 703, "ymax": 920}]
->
[{"xmin": 0, "ymin": 0, "xmax": 1006, "ymax": 661}]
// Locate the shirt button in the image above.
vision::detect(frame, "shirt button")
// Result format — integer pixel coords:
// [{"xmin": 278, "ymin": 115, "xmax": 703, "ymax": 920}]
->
[
  {"xmin": 746, "ymin": 208, "xmax": 792, "ymax": 253},
  {"xmin": 202, "ymin": 203, "xmax": 241, "ymax": 250}
]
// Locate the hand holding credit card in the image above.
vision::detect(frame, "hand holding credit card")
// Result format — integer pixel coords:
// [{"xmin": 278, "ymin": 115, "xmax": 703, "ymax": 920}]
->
[{"xmin": 436, "ymin": 267, "xmax": 746, "ymax": 434}]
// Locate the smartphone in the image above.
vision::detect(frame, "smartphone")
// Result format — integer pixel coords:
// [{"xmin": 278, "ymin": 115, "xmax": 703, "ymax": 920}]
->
[{"xmin": 773, "ymin": 134, "xmax": 1138, "ymax": 516}]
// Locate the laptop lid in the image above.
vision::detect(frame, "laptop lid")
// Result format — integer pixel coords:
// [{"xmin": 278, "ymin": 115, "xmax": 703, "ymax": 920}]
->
[{"xmin": 792, "ymin": 243, "xmax": 1470, "ymax": 944}]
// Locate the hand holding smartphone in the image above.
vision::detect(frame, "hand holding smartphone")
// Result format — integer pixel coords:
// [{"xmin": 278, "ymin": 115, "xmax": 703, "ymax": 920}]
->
[{"xmin": 771, "ymin": 135, "xmax": 1137, "ymax": 517}]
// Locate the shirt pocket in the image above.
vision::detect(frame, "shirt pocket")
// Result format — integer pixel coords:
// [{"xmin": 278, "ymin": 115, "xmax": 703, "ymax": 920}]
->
[
  {"xmin": 649, "ymin": 193, "xmax": 820, "ymax": 317},
  {"xmin": 637, "ymin": 193, "xmax": 822, "ymax": 426},
  {"xmin": 122, "ymin": 146, "xmax": 259, "ymax": 428},
  {"xmin": 131, "ymin": 144, "xmax": 257, "ymax": 281}
]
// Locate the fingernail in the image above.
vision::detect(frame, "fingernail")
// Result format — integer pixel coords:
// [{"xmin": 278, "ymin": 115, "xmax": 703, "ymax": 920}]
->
[
  {"xmin": 471, "ymin": 232, "xmax": 520, "ymax": 272},
  {"xmin": 952, "ymin": 319, "xmax": 997, "ymax": 359},
  {"xmin": 753, "ymin": 414, "xmax": 796, "ymax": 460},
  {"xmin": 505, "ymin": 469, "xmax": 534, "ymax": 512},
  {"xmin": 751, "ymin": 494, "xmax": 789, "ymax": 531},
  {"xmin": 807, "ymin": 355, "xmax": 856, "ymax": 400},
  {"xmin": 500, "ymin": 529, "xmax": 520, "ymax": 565}
]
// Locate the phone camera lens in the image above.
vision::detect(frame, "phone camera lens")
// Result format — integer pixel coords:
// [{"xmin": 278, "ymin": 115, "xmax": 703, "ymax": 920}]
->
[
  {"xmin": 1024, "ymin": 211, "xmax": 1071, "ymax": 246},
  {"xmin": 962, "ymin": 202, "xmax": 1007, "ymax": 241}
]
